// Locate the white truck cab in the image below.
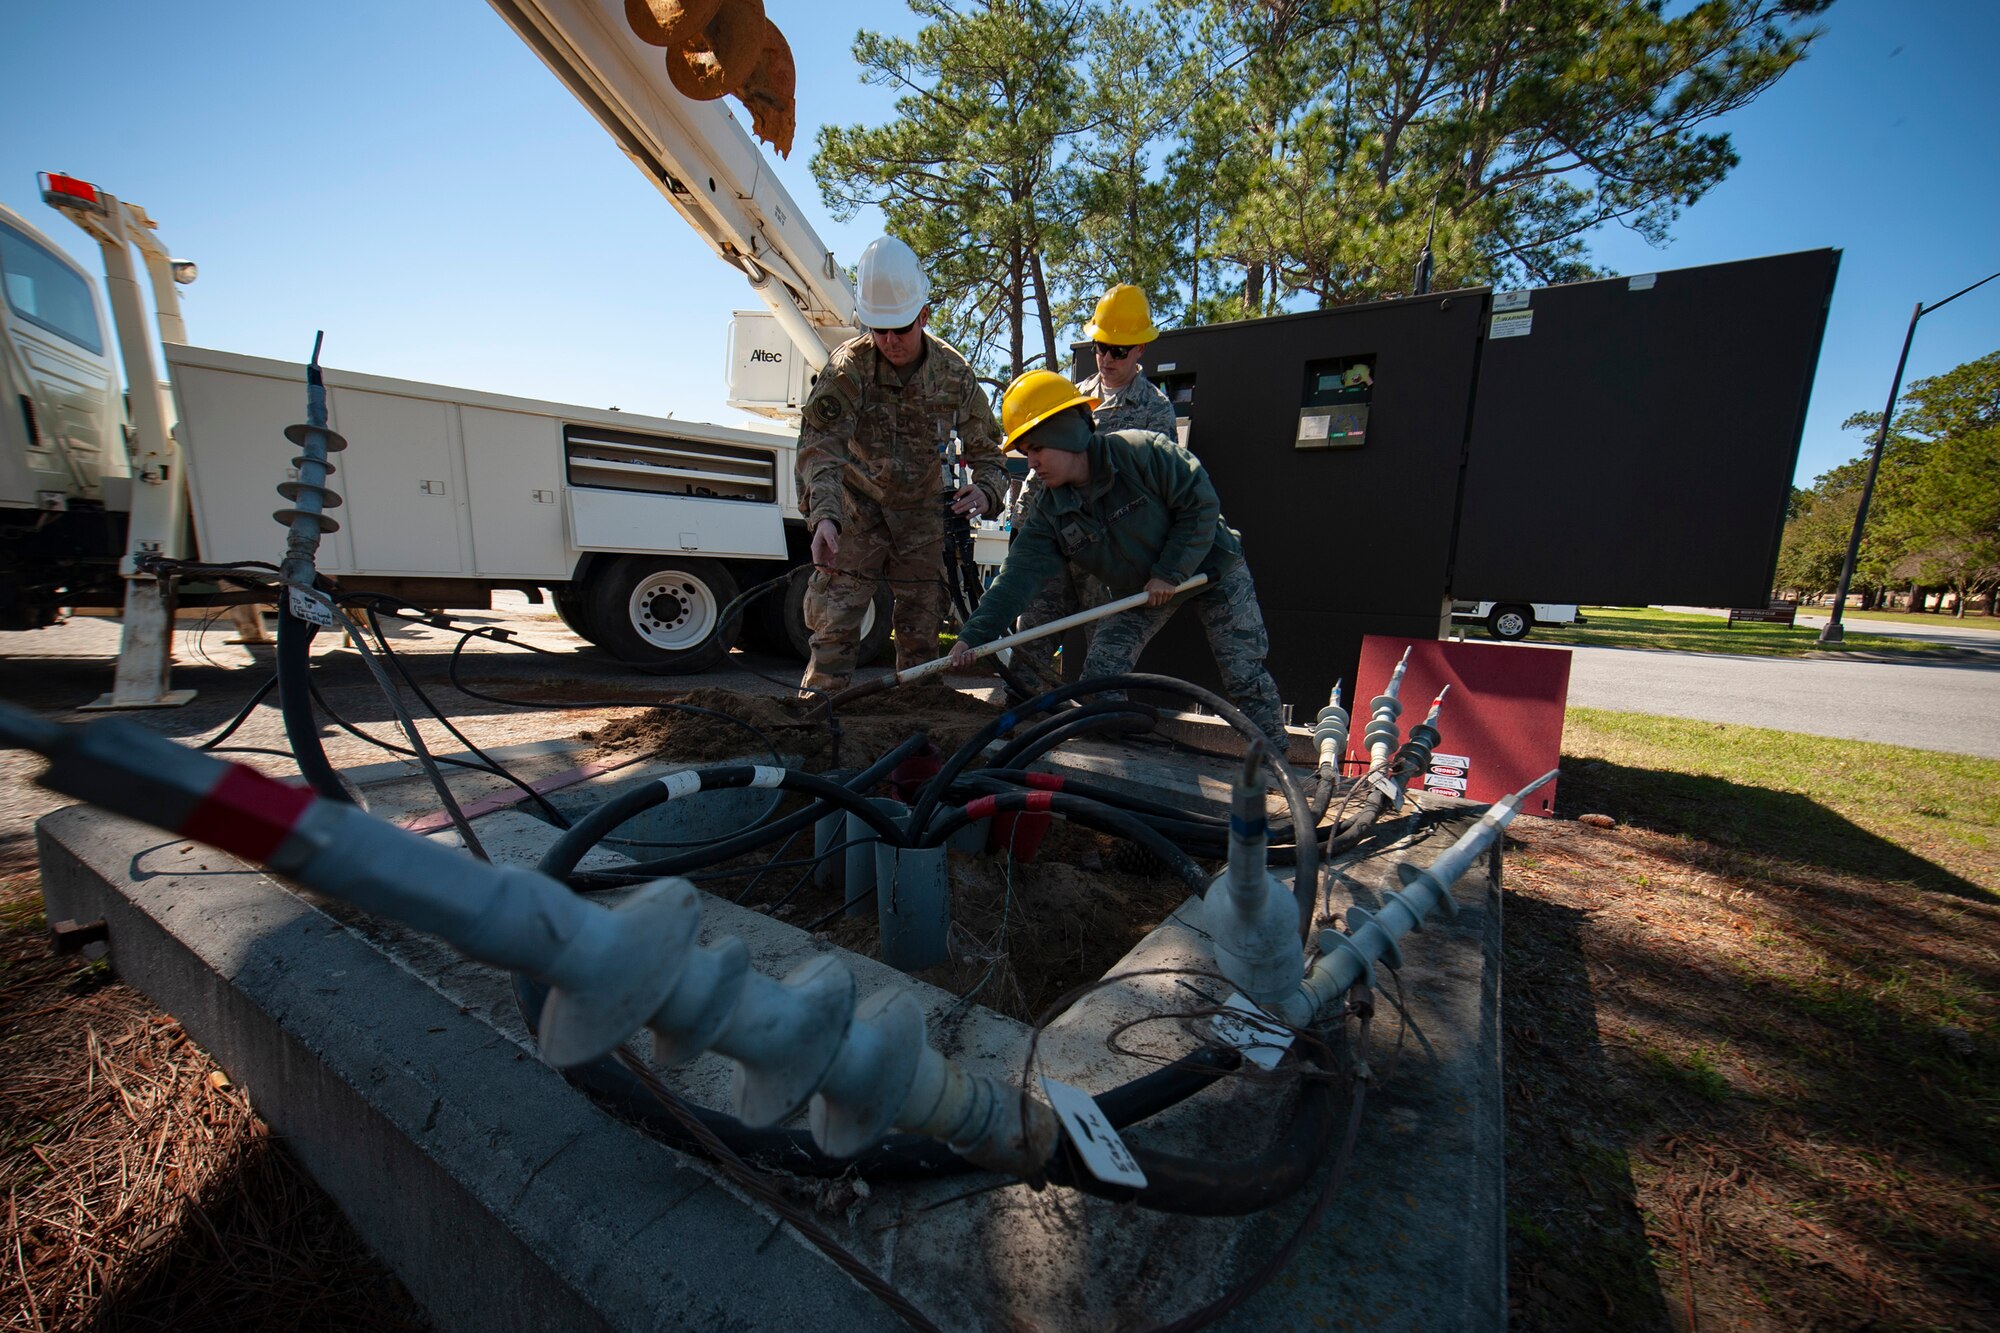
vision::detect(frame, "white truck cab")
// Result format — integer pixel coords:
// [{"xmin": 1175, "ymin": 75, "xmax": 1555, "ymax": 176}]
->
[
  {"xmin": 0, "ymin": 200, "xmax": 127, "ymax": 629},
  {"xmin": 1450, "ymin": 600, "xmax": 1581, "ymax": 641}
]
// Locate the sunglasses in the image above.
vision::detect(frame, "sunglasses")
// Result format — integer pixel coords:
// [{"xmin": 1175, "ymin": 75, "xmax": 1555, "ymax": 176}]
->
[
  {"xmin": 1093, "ymin": 342, "xmax": 1134, "ymax": 360},
  {"xmin": 868, "ymin": 318, "xmax": 920, "ymax": 337}
]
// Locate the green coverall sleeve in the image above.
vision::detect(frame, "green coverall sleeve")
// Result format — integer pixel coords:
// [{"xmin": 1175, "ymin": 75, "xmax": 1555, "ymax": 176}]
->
[
  {"xmin": 953, "ymin": 512, "xmax": 1068, "ymax": 646},
  {"xmin": 1135, "ymin": 439, "xmax": 1219, "ymax": 585}
]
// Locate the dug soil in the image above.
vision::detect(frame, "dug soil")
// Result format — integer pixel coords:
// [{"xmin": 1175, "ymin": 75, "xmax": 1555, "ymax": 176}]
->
[{"xmin": 580, "ymin": 685, "xmax": 1009, "ymax": 772}]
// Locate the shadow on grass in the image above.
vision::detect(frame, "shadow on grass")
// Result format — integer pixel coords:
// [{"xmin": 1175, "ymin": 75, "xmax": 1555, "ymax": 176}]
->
[
  {"xmin": 1503, "ymin": 893, "xmax": 1672, "ymax": 1331},
  {"xmin": 1554, "ymin": 758, "xmax": 1991, "ymax": 903},
  {"xmin": 1503, "ymin": 784, "xmax": 2000, "ymax": 1327}
]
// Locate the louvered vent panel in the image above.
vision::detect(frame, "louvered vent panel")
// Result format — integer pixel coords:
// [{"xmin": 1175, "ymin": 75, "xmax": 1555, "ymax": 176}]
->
[{"xmin": 563, "ymin": 425, "xmax": 776, "ymax": 503}]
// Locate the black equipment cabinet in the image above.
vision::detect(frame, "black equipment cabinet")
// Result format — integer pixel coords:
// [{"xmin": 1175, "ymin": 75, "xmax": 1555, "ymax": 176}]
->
[
  {"xmin": 1453, "ymin": 250, "xmax": 1838, "ymax": 608},
  {"xmin": 1065, "ymin": 249, "xmax": 1837, "ymax": 711},
  {"xmin": 1098, "ymin": 293, "xmax": 1489, "ymax": 711}
]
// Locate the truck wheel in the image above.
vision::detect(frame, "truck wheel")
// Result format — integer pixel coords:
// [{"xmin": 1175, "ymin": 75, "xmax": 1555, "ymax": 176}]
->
[
  {"xmin": 552, "ymin": 584, "xmax": 602, "ymax": 646},
  {"xmin": 586, "ymin": 555, "xmax": 739, "ymax": 670},
  {"xmin": 1487, "ymin": 603, "xmax": 1533, "ymax": 641},
  {"xmin": 780, "ymin": 565, "xmax": 891, "ymax": 665}
]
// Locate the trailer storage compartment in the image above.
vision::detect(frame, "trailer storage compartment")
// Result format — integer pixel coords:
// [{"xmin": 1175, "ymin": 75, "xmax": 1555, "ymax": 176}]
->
[{"xmin": 165, "ymin": 343, "xmax": 793, "ymax": 581}]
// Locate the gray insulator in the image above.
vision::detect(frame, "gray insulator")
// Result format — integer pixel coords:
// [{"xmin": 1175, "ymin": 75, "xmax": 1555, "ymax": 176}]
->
[{"xmin": 876, "ymin": 841, "xmax": 950, "ymax": 971}]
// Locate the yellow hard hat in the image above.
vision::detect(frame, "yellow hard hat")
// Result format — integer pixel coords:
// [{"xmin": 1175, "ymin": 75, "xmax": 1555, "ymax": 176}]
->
[
  {"xmin": 1082, "ymin": 284, "xmax": 1159, "ymax": 345},
  {"xmin": 1001, "ymin": 370, "xmax": 1098, "ymax": 452}
]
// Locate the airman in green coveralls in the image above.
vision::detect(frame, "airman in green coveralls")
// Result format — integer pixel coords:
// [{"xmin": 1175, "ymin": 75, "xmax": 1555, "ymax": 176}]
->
[{"xmin": 950, "ymin": 370, "xmax": 1289, "ymax": 754}]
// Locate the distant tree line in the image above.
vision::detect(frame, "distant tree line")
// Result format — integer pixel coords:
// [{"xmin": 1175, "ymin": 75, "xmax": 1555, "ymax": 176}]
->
[
  {"xmin": 810, "ymin": 0, "xmax": 1827, "ymax": 383},
  {"xmin": 1777, "ymin": 351, "xmax": 2000, "ymax": 617}
]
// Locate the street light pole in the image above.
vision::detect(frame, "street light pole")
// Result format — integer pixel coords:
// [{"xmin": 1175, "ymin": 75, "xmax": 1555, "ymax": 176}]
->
[{"xmin": 1819, "ymin": 270, "xmax": 2000, "ymax": 644}]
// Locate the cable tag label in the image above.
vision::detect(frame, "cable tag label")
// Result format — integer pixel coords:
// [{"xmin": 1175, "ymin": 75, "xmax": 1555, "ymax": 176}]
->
[
  {"xmin": 657, "ymin": 770, "xmax": 701, "ymax": 800},
  {"xmin": 287, "ymin": 586, "xmax": 336, "ymax": 628},
  {"xmin": 748, "ymin": 766, "xmax": 786, "ymax": 788},
  {"xmin": 1366, "ymin": 770, "xmax": 1400, "ymax": 802},
  {"xmin": 1209, "ymin": 993, "xmax": 1295, "ymax": 1071},
  {"xmin": 1040, "ymin": 1077, "xmax": 1147, "ymax": 1188}
]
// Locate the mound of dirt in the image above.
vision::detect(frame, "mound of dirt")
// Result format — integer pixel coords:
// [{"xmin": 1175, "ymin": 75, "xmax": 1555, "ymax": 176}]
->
[{"xmin": 581, "ymin": 686, "xmax": 1006, "ymax": 772}]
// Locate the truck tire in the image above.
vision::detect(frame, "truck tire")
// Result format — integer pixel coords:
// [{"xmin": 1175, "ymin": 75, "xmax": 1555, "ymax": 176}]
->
[
  {"xmin": 779, "ymin": 564, "xmax": 891, "ymax": 665},
  {"xmin": 551, "ymin": 584, "xmax": 602, "ymax": 646},
  {"xmin": 1487, "ymin": 603, "xmax": 1533, "ymax": 641},
  {"xmin": 742, "ymin": 566, "xmax": 797, "ymax": 653},
  {"xmin": 586, "ymin": 555, "xmax": 739, "ymax": 671}
]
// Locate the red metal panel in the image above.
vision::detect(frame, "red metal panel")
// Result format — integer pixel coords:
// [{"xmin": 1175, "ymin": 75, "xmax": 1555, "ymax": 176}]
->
[{"xmin": 1352, "ymin": 636, "xmax": 1571, "ymax": 817}]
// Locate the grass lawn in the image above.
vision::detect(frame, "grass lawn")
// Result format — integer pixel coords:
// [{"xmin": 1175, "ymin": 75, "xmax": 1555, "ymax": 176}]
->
[
  {"xmin": 1512, "ymin": 606, "xmax": 1963, "ymax": 659},
  {"xmin": 1506, "ymin": 709, "xmax": 1999, "ymax": 1330},
  {"xmin": 1562, "ymin": 707, "xmax": 1997, "ymax": 896}
]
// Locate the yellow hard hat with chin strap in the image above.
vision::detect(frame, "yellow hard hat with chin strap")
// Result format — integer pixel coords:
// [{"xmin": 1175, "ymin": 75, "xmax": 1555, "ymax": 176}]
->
[
  {"xmin": 1083, "ymin": 284, "xmax": 1159, "ymax": 345},
  {"xmin": 1001, "ymin": 370, "xmax": 1098, "ymax": 452}
]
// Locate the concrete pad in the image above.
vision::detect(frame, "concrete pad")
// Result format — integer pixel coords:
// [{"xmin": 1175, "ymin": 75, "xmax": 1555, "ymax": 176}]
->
[{"xmin": 35, "ymin": 740, "xmax": 1505, "ymax": 1331}]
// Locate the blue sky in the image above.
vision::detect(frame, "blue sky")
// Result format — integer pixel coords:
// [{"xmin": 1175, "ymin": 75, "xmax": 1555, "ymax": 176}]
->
[{"xmin": 2, "ymin": 0, "xmax": 1995, "ymax": 488}]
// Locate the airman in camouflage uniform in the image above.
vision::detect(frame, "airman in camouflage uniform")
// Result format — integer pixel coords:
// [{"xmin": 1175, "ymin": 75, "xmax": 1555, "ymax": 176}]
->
[
  {"xmin": 951, "ymin": 386, "xmax": 1288, "ymax": 755},
  {"xmin": 795, "ymin": 329, "xmax": 1008, "ymax": 694},
  {"xmin": 1076, "ymin": 365, "xmax": 1177, "ymax": 439}
]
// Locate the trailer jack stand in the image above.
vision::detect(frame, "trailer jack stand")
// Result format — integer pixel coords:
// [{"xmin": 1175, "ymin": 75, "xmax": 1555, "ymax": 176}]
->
[{"xmin": 80, "ymin": 576, "xmax": 196, "ymax": 710}]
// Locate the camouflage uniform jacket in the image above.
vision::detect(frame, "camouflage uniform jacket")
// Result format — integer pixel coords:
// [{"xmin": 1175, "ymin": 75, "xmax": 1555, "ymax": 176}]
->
[
  {"xmin": 795, "ymin": 333, "xmax": 1008, "ymax": 539},
  {"xmin": 957, "ymin": 428, "xmax": 1245, "ymax": 645},
  {"xmin": 1077, "ymin": 369, "xmax": 1177, "ymax": 439}
]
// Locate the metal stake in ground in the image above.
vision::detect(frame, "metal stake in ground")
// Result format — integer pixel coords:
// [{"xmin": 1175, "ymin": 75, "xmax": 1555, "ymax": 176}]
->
[{"xmin": 821, "ymin": 574, "xmax": 1210, "ymax": 709}]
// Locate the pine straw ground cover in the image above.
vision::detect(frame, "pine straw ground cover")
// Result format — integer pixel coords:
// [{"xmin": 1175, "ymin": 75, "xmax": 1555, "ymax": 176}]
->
[
  {"xmin": 0, "ymin": 876, "xmax": 426, "ymax": 1333},
  {"xmin": 1507, "ymin": 712, "xmax": 1999, "ymax": 1331}
]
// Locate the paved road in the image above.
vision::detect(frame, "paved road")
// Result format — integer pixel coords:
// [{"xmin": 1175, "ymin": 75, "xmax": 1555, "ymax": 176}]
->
[
  {"xmin": 1661, "ymin": 604, "xmax": 2000, "ymax": 654},
  {"xmin": 1793, "ymin": 613, "xmax": 2000, "ymax": 654},
  {"xmin": 1564, "ymin": 642, "xmax": 2000, "ymax": 759}
]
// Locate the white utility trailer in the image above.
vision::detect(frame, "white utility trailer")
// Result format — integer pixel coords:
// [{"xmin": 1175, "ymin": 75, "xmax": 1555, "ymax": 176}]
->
[{"xmin": 165, "ymin": 342, "xmax": 891, "ymax": 670}]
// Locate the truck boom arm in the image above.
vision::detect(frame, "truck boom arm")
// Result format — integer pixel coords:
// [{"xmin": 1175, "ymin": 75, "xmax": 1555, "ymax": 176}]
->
[{"xmin": 487, "ymin": 0, "xmax": 856, "ymax": 371}]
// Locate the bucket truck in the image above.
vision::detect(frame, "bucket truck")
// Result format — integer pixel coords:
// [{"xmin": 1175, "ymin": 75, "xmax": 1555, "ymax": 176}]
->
[{"xmin": 11, "ymin": 0, "xmax": 1023, "ymax": 699}]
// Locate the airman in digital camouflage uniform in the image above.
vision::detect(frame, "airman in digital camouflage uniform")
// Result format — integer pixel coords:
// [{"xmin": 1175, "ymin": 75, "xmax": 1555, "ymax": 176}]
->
[
  {"xmin": 1014, "ymin": 285, "xmax": 1179, "ymax": 686},
  {"xmin": 950, "ymin": 370, "xmax": 1289, "ymax": 755},
  {"xmin": 795, "ymin": 237, "xmax": 1008, "ymax": 695}
]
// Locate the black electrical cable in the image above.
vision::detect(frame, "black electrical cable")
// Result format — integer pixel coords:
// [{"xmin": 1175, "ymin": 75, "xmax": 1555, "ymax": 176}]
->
[
  {"xmin": 918, "ymin": 790, "xmax": 1207, "ymax": 891},
  {"xmin": 1043, "ymin": 1052, "xmax": 1340, "ymax": 1215},
  {"xmin": 275, "ymin": 602, "xmax": 352, "ymax": 803},
  {"xmin": 723, "ymin": 829, "xmax": 802, "ymax": 902},
  {"xmin": 356, "ymin": 607, "xmax": 574, "ymax": 828},
  {"xmin": 948, "ymin": 772, "xmax": 1241, "ymax": 849},
  {"xmin": 304, "ymin": 678, "xmax": 574, "ymax": 829},
  {"xmin": 356, "ymin": 606, "xmax": 794, "ymax": 848},
  {"xmin": 980, "ymin": 700, "xmax": 1158, "ymax": 772},
  {"xmin": 1144, "ymin": 1074, "xmax": 1368, "ymax": 1333},
  {"xmin": 969, "ymin": 768, "xmax": 1230, "ymax": 828},
  {"xmin": 902, "ymin": 687, "xmax": 1073, "ymax": 841},
  {"xmin": 541, "ymin": 742, "xmax": 928, "ymax": 884},
  {"xmin": 193, "ymin": 671, "xmax": 279, "ymax": 751},
  {"xmin": 1014, "ymin": 673, "xmax": 1318, "ymax": 940}
]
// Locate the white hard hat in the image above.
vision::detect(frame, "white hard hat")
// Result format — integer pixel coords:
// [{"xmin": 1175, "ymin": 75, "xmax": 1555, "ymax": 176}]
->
[{"xmin": 854, "ymin": 236, "xmax": 930, "ymax": 329}]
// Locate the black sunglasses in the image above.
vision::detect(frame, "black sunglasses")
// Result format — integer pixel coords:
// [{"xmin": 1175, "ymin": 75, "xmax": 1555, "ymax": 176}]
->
[
  {"xmin": 1093, "ymin": 342, "xmax": 1134, "ymax": 359},
  {"xmin": 869, "ymin": 318, "xmax": 920, "ymax": 337}
]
